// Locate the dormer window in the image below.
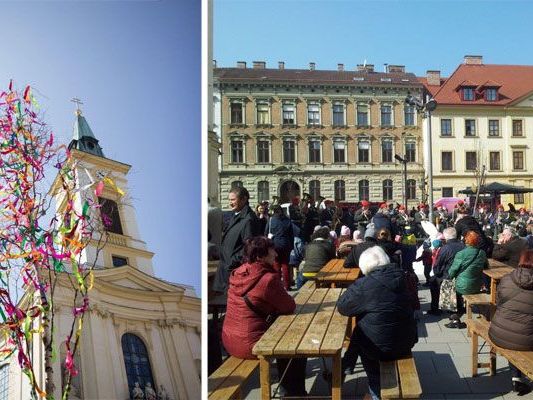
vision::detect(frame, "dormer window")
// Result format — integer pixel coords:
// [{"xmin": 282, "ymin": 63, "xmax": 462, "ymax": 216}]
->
[
  {"xmin": 485, "ymin": 88, "xmax": 498, "ymax": 101},
  {"xmin": 462, "ymin": 87, "xmax": 475, "ymax": 101}
]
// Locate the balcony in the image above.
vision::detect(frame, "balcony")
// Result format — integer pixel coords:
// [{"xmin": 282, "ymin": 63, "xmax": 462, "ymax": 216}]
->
[{"xmin": 106, "ymin": 232, "xmax": 129, "ymax": 247}]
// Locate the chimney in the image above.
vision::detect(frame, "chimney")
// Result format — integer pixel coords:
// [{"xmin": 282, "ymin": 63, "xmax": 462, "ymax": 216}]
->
[
  {"xmin": 357, "ymin": 64, "xmax": 374, "ymax": 72},
  {"xmin": 338, "ymin": 63, "xmax": 344, "ymax": 71},
  {"xmin": 213, "ymin": 60, "xmax": 217, "ymax": 68},
  {"xmin": 387, "ymin": 65, "xmax": 405, "ymax": 73},
  {"xmin": 309, "ymin": 62, "xmax": 316, "ymax": 71},
  {"xmin": 426, "ymin": 70, "xmax": 441, "ymax": 86},
  {"xmin": 464, "ymin": 55, "xmax": 483, "ymax": 65},
  {"xmin": 253, "ymin": 61, "xmax": 266, "ymax": 69},
  {"xmin": 278, "ymin": 61, "xmax": 285, "ymax": 70},
  {"xmin": 236, "ymin": 61, "xmax": 247, "ymax": 69}
]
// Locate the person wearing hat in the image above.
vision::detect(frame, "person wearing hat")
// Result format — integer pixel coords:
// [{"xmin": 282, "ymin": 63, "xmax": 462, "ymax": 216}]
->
[
  {"xmin": 371, "ymin": 203, "xmax": 396, "ymax": 237},
  {"xmin": 354, "ymin": 200, "xmax": 373, "ymax": 236},
  {"xmin": 396, "ymin": 205, "xmax": 412, "ymax": 236},
  {"xmin": 413, "ymin": 203, "xmax": 429, "ymax": 238},
  {"xmin": 343, "ymin": 224, "xmax": 378, "ymax": 268}
]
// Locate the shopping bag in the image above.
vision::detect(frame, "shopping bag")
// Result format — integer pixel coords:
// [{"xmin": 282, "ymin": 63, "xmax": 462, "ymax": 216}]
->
[{"xmin": 438, "ymin": 278, "xmax": 457, "ymax": 312}]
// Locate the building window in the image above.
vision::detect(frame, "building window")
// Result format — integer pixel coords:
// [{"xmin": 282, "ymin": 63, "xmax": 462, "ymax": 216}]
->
[
  {"xmin": 357, "ymin": 104, "xmax": 369, "ymax": 126},
  {"xmin": 404, "ymin": 105, "xmax": 415, "ymax": 126},
  {"xmin": 381, "ymin": 104, "xmax": 392, "ymax": 126},
  {"xmin": 465, "ymin": 119, "xmax": 476, "ymax": 136},
  {"xmin": 98, "ymin": 198, "xmax": 123, "ymax": 235},
  {"xmin": 358, "ymin": 140, "xmax": 370, "ymax": 163},
  {"xmin": 112, "ymin": 256, "xmax": 128, "ymax": 267},
  {"xmin": 514, "ymin": 193, "xmax": 525, "ymax": 204},
  {"xmin": 122, "ymin": 334, "xmax": 155, "ymax": 398},
  {"xmin": 334, "ymin": 180, "xmax": 345, "ymax": 201},
  {"xmin": 257, "ymin": 140, "xmax": 270, "ymax": 163},
  {"xmin": 308, "ymin": 139, "xmax": 321, "ymax": 163},
  {"xmin": 485, "ymin": 88, "xmax": 498, "ymax": 101},
  {"xmin": 358, "ymin": 180, "xmax": 369, "ymax": 201},
  {"xmin": 231, "ymin": 140, "xmax": 244, "ymax": 163},
  {"xmin": 463, "ymin": 87, "xmax": 475, "ymax": 101},
  {"xmin": 309, "ymin": 180, "xmax": 320, "ymax": 202},
  {"xmin": 406, "ymin": 179, "xmax": 416, "ymax": 200},
  {"xmin": 442, "ymin": 187, "xmax": 454, "ymax": 197},
  {"xmin": 256, "ymin": 102, "xmax": 270, "ymax": 125},
  {"xmin": 513, "ymin": 151, "xmax": 524, "ymax": 170},
  {"xmin": 282, "ymin": 103, "xmax": 295, "ymax": 125},
  {"xmin": 307, "ymin": 102, "xmax": 320, "ymax": 126},
  {"xmin": 382, "ymin": 140, "xmax": 393, "ymax": 163},
  {"xmin": 0, "ymin": 364, "xmax": 8, "ymax": 400},
  {"xmin": 488, "ymin": 119, "xmax": 500, "ymax": 137},
  {"xmin": 333, "ymin": 140, "xmax": 346, "ymax": 163},
  {"xmin": 441, "ymin": 151, "xmax": 453, "ymax": 171},
  {"xmin": 512, "ymin": 120, "xmax": 523, "ymax": 136},
  {"xmin": 382, "ymin": 179, "xmax": 393, "ymax": 201},
  {"xmin": 230, "ymin": 102, "xmax": 243, "ymax": 124},
  {"xmin": 231, "ymin": 181, "xmax": 243, "ymax": 189},
  {"xmin": 257, "ymin": 181, "xmax": 269, "ymax": 202},
  {"xmin": 466, "ymin": 151, "xmax": 478, "ymax": 171},
  {"xmin": 405, "ymin": 142, "xmax": 416, "ymax": 162},
  {"xmin": 441, "ymin": 119, "xmax": 452, "ymax": 136},
  {"xmin": 332, "ymin": 103, "xmax": 345, "ymax": 126},
  {"xmin": 489, "ymin": 152, "xmax": 501, "ymax": 171},
  {"xmin": 283, "ymin": 139, "xmax": 296, "ymax": 163}
]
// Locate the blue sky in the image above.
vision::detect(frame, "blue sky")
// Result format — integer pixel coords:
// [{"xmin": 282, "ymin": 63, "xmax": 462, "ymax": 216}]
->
[
  {"xmin": 214, "ymin": 0, "xmax": 533, "ymax": 76},
  {"xmin": 0, "ymin": 1, "xmax": 201, "ymax": 293}
]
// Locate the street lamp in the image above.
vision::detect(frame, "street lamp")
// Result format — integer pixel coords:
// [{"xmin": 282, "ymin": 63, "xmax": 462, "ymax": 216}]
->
[
  {"xmin": 405, "ymin": 95, "xmax": 437, "ymax": 224},
  {"xmin": 395, "ymin": 154, "xmax": 408, "ymax": 210}
]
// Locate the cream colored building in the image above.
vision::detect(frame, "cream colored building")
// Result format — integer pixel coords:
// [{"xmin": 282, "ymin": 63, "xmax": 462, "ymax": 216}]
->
[
  {"xmin": 2, "ymin": 110, "xmax": 201, "ymax": 399},
  {"xmin": 214, "ymin": 61, "xmax": 426, "ymax": 209},
  {"xmin": 423, "ymin": 55, "xmax": 533, "ymax": 208}
]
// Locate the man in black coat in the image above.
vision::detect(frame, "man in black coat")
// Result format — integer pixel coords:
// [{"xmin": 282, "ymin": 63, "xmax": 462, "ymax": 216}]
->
[
  {"xmin": 213, "ymin": 187, "xmax": 259, "ymax": 293},
  {"xmin": 343, "ymin": 225, "xmax": 377, "ymax": 268}
]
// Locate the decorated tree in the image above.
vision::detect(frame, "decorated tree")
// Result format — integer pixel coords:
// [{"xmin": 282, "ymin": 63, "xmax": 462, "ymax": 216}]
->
[{"xmin": 0, "ymin": 83, "xmax": 114, "ymax": 399}]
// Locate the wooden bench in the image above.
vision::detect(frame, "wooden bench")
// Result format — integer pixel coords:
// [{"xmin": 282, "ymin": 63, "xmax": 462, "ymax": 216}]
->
[
  {"xmin": 299, "ymin": 279, "xmax": 316, "ymax": 291},
  {"xmin": 208, "ymin": 356, "xmax": 259, "ymax": 400},
  {"xmin": 467, "ymin": 318, "xmax": 533, "ymax": 380},
  {"xmin": 463, "ymin": 293, "xmax": 492, "ymax": 337},
  {"xmin": 380, "ymin": 355, "xmax": 422, "ymax": 399}
]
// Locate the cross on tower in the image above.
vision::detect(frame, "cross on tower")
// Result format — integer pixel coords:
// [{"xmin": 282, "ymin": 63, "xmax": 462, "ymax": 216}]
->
[{"xmin": 71, "ymin": 98, "xmax": 84, "ymax": 115}]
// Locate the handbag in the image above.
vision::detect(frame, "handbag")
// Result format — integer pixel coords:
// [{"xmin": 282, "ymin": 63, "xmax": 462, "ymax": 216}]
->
[{"xmin": 438, "ymin": 278, "xmax": 457, "ymax": 312}]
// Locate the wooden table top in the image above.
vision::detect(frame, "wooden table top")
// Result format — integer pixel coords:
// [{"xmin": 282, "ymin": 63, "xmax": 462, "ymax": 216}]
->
[
  {"xmin": 315, "ymin": 259, "xmax": 361, "ymax": 287},
  {"xmin": 252, "ymin": 287, "xmax": 349, "ymax": 357},
  {"xmin": 484, "ymin": 267, "xmax": 513, "ymax": 280},
  {"xmin": 488, "ymin": 259, "xmax": 513, "ymax": 269}
]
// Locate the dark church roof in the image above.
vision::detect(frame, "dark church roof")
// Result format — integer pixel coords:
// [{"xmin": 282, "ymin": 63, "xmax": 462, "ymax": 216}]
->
[{"xmin": 68, "ymin": 110, "xmax": 105, "ymax": 158}]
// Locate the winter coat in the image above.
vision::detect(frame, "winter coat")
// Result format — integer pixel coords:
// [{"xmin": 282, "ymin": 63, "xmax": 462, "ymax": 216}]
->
[
  {"xmin": 222, "ymin": 262, "xmax": 296, "ymax": 359},
  {"xmin": 433, "ymin": 239, "xmax": 465, "ymax": 278},
  {"xmin": 301, "ymin": 238, "xmax": 335, "ymax": 274},
  {"xmin": 489, "ymin": 267, "xmax": 533, "ymax": 351},
  {"xmin": 448, "ymin": 246, "xmax": 488, "ymax": 295},
  {"xmin": 265, "ymin": 215, "xmax": 294, "ymax": 252},
  {"xmin": 492, "ymin": 237, "xmax": 529, "ymax": 267},
  {"xmin": 372, "ymin": 213, "xmax": 394, "ymax": 235},
  {"xmin": 213, "ymin": 205, "xmax": 259, "ymax": 292},
  {"xmin": 343, "ymin": 239, "xmax": 378, "ymax": 269},
  {"xmin": 337, "ymin": 264, "xmax": 417, "ymax": 360}
]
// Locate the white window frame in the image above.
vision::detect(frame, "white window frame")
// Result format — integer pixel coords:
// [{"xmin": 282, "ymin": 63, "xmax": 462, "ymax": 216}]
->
[
  {"xmin": 356, "ymin": 102, "xmax": 370, "ymax": 127},
  {"xmin": 282, "ymin": 135, "xmax": 298, "ymax": 164},
  {"xmin": 440, "ymin": 118, "xmax": 453, "ymax": 136},
  {"xmin": 332, "ymin": 101, "xmax": 346, "ymax": 127},
  {"xmin": 332, "ymin": 136, "xmax": 347, "ymax": 164},
  {"xmin": 229, "ymin": 99, "xmax": 246, "ymax": 125},
  {"xmin": 381, "ymin": 137, "xmax": 394, "ymax": 163},
  {"xmin": 464, "ymin": 118, "xmax": 477, "ymax": 137},
  {"xmin": 307, "ymin": 136, "xmax": 322, "ymax": 163},
  {"xmin": 281, "ymin": 100, "xmax": 297, "ymax": 126},
  {"xmin": 255, "ymin": 133, "xmax": 272, "ymax": 164},
  {"xmin": 307, "ymin": 100, "xmax": 321, "ymax": 126},
  {"xmin": 255, "ymin": 99, "xmax": 271, "ymax": 125},
  {"xmin": 357, "ymin": 137, "xmax": 371, "ymax": 163},
  {"xmin": 403, "ymin": 104, "xmax": 416, "ymax": 126},
  {"xmin": 229, "ymin": 133, "xmax": 246, "ymax": 164},
  {"xmin": 380, "ymin": 103, "xmax": 394, "ymax": 127},
  {"xmin": 404, "ymin": 140, "xmax": 417, "ymax": 163}
]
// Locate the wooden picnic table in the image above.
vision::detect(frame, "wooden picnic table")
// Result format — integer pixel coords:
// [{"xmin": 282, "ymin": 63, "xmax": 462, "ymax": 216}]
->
[
  {"xmin": 252, "ymin": 286, "xmax": 350, "ymax": 400},
  {"xmin": 315, "ymin": 258, "xmax": 361, "ymax": 288},
  {"xmin": 484, "ymin": 259, "xmax": 514, "ymax": 303}
]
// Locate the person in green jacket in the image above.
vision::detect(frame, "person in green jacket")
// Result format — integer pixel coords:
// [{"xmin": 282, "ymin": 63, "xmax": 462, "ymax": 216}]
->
[{"xmin": 445, "ymin": 230, "xmax": 488, "ymax": 329}]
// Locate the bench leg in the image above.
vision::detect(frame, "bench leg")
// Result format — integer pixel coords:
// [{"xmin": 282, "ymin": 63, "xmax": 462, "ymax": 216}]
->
[
  {"xmin": 259, "ymin": 357, "xmax": 271, "ymax": 400},
  {"xmin": 489, "ymin": 347, "xmax": 496, "ymax": 376},
  {"xmin": 332, "ymin": 352, "xmax": 342, "ymax": 400},
  {"xmin": 472, "ymin": 331, "xmax": 478, "ymax": 377},
  {"xmin": 466, "ymin": 301, "xmax": 472, "ymax": 337}
]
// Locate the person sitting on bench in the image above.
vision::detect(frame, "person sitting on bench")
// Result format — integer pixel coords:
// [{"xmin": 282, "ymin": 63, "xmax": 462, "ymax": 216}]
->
[
  {"xmin": 489, "ymin": 249, "xmax": 533, "ymax": 396},
  {"xmin": 337, "ymin": 246, "xmax": 418, "ymax": 400}
]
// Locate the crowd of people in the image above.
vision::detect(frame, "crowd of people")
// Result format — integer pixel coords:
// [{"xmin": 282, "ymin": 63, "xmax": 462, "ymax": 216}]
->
[{"xmin": 208, "ymin": 187, "xmax": 533, "ymax": 398}]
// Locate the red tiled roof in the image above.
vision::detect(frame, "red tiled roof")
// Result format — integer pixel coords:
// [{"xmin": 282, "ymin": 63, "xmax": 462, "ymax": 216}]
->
[
  {"xmin": 417, "ymin": 77, "xmax": 446, "ymax": 97},
  {"xmin": 214, "ymin": 67, "xmax": 423, "ymax": 87},
  {"xmin": 426, "ymin": 64, "xmax": 533, "ymax": 106}
]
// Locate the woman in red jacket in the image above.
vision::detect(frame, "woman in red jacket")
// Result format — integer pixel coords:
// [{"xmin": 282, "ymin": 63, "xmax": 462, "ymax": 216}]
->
[{"xmin": 222, "ymin": 236, "xmax": 307, "ymax": 396}]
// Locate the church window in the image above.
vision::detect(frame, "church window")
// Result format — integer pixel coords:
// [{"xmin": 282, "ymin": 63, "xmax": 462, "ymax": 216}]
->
[
  {"xmin": 98, "ymin": 198, "xmax": 123, "ymax": 235},
  {"xmin": 112, "ymin": 256, "xmax": 128, "ymax": 267},
  {"xmin": 122, "ymin": 334, "xmax": 155, "ymax": 398},
  {"xmin": 0, "ymin": 364, "xmax": 8, "ymax": 400}
]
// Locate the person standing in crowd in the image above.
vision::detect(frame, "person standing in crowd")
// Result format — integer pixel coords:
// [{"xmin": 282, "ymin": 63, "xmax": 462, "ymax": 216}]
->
[
  {"xmin": 255, "ymin": 202, "xmax": 269, "ymax": 234},
  {"xmin": 427, "ymin": 227, "xmax": 465, "ymax": 316},
  {"xmin": 396, "ymin": 205, "xmax": 412, "ymax": 235},
  {"xmin": 489, "ymin": 249, "xmax": 533, "ymax": 396},
  {"xmin": 338, "ymin": 246, "xmax": 417, "ymax": 399},
  {"xmin": 222, "ymin": 236, "xmax": 307, "ymax": 397},
  {"xmin": 445, "ymin": 231, "xmax": 488, "ymax": 329},
  {"xmin": 213, "ymin": 186, "xmax": 259, "ymax": 293},
  {"xmin": 454, "ymin": 206, "xmax": 493, "ymax": 257},
  {"xmin": 492, "ymin": 227, "xmax": 529, "ymax": 267},
  {"xmin": 266, "ymin": 205, "xmax": 294, "ymax": 290},
  {"xmin": 354, "ymin": 200, "xmax": 373, "ymax": 235},
  {"xmin": 297, "ymin": 227, "xmax": 335, "ymax": 288}
]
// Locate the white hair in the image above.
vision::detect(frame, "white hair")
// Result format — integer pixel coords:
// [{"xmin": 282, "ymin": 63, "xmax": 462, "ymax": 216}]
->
[
  {"xmin": 443, "ymin": 227, "xmax": 457, "ymax": 240},
  {"xmin": 359, "ymin": 246, "xmax": 390, "ymax": 275}
]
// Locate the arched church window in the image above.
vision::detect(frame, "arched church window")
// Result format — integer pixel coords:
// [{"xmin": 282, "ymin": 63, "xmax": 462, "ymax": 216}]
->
[
  {"xmin": 98, "ymin": 197, "xmax": 123, "ymax": 235},
  {"xmin": 0, "ymin": 364, "xmax": 8, "ymax": 400},
  {"xmin": 121, "ymin": 333, "xmax": 155, "ymax": 398}
]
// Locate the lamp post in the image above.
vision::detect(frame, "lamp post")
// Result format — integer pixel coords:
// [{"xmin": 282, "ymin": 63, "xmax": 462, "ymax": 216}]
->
[
  {"xmin": 406, "ymin": 95, "xmax": 437, "ymax": 224},
  {"xmin": 395, "ymin": 154, "xmax": 408, "ymax": 210}
]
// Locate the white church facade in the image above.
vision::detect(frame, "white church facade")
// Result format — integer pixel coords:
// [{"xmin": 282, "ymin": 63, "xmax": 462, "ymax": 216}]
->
[{"xmin": 1, "ymin": 110, "xmax": 201, "ymax": 399}]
